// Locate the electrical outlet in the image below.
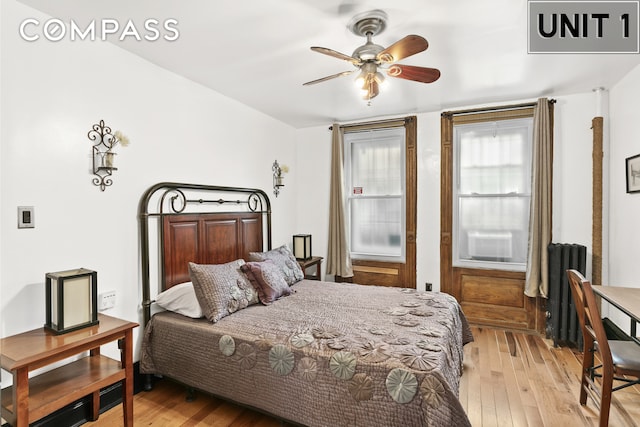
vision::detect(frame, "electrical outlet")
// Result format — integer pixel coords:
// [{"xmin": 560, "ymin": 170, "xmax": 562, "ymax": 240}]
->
[
  {"xmin": 425, "ymin": 282, "xmax": 433, "ymax": 291},
  {"xmin": 99, "ymin": 291, "xmax": 116, "ymax": 310}
]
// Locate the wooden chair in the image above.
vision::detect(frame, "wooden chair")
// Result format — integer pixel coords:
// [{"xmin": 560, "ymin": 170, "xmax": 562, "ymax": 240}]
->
[{"xmin": 566, "ymin": 269, "xmax": 640, "ymax": 426}]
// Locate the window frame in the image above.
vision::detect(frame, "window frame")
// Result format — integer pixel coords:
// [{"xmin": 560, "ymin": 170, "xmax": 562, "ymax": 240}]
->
[
  {"xmin": 344, "ymin": 127, "xmax": 407, "ymax": 262},
  {"xmin": 452, "ymin": 117, "xmax": 534, "ymax": 272}
]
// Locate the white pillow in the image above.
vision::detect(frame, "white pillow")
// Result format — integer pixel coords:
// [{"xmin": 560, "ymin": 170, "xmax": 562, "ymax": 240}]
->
[{"xmin": 155, "ymin": 282, "xmax": 203, "ymax": 318}]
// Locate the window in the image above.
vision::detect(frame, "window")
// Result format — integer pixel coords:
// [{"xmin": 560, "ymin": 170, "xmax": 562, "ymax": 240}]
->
[
  {"xmin": 453, "ymin": 118, "xmax": 533, "ymax": 271},
  {"xmin": 344, "ymin": 127, "xmax": 406, "ymax": 261}
]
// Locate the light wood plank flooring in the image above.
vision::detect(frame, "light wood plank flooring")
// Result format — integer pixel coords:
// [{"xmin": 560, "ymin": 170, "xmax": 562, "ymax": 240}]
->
[{"xmin": 88, "ymin": 326, "xmax": 640, "ymax": 426}]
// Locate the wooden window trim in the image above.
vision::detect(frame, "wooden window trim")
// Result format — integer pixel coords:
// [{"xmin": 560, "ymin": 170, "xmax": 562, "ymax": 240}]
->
[
  {"xmin": 343, "ymin": 116, "xmax": 417, "ymax": 288},
  {"xmin": 440, "ymin": 106, "xmax": 535, "ymax": 296}
]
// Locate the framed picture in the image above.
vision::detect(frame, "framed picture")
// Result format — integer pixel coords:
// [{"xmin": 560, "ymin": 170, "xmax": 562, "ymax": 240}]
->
[{"xmin": 626, "ymin": 154, "xmax": 640, "ymax": 193}]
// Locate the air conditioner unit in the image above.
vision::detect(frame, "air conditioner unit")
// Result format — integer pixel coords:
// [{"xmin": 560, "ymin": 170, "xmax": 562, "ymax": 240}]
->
[{"xmin": 468, "ymin": 231, "xmax": 513, "ymax": 259}]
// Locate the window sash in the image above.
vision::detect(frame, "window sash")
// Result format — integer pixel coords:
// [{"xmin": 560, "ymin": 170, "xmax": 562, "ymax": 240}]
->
[
  {"xmin": 345, "ymin": 128, "xmax": 406, "ymax": 261},
  {"xmin": 452, "ymin": 118, "xmax": 533, "ymax": 271}
]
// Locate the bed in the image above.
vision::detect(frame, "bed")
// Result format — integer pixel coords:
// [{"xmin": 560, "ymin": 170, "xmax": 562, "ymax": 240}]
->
[{"xmin": 138, "ymin": 183, "xmax": 473, "ymax": 427}]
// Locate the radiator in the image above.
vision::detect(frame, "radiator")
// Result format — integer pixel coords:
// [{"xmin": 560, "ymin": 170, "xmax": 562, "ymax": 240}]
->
[{"xmin": 547, "ymin": 243, "xmax": 587, "ymax": 347}]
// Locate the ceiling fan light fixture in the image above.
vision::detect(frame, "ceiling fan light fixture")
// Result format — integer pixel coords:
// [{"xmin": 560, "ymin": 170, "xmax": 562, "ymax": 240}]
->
[
  {"xmin": 304, "ymin": 9, "xmax": 440, "ymax": 102},
  {"xmin": 362, "ymin": 79, "xmax": 379, "ymax": 102}
]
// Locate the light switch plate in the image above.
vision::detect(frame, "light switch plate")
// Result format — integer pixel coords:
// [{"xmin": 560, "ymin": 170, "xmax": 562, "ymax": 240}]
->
[{"xmin": 18, "ymin": 206, "xmax": 34, "ymax": 228}]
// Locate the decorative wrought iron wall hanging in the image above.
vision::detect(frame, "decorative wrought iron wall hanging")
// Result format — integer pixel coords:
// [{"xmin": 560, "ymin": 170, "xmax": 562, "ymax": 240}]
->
[
  {"xmin": 272, "ymin": 160, "xmax": 288, "ymax": 197},
  {"xmin": 88, "ymin": 120, "xmax": 129, "ymax": 191}
]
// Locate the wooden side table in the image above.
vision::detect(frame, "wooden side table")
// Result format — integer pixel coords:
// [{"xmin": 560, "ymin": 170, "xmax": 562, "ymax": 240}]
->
[
  {"xmin": 0, "ymin": 314, "xmax": 138, "ymax": 427},
  {"xmin": 298, "ymin": 256, "xmax": 323, "ymax": 281}
]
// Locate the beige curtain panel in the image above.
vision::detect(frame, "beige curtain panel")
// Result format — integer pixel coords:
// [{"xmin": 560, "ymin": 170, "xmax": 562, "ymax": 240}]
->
[
  {"xmin": 326, "ymin": 124, "xmax": 353, "ymax": 278},
  {"xmin": 525, "ymin": 98, "xmax": 553, "ymax": 298}
]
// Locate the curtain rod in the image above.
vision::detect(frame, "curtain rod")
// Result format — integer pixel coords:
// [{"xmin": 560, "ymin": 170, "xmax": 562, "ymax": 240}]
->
[
  {"xmin": 328, "ymin": 99, "xmax": 556, "ymax": 129},
  {"xmin": 442, "ymin": 99, "xmax": 556, "ymax": 117},
  {"xmin": 328, "ymin": 116, "xmax": 411, "ymax": 131}
]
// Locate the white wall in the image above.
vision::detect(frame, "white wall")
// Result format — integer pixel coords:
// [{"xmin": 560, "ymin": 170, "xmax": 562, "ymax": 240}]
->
[
  {"xmin": 295, "ymin": 94, "xmax": 600, "ymax": 292},
  {"xmin": 293, "ymin": 125, "xmax": 331, "ymax": 279},
  {"xmin": 605, "ymin": 64, "xmax": 640, "ymax": 327},
  {"xmin": 609, "ymin": 64, "xmax": 640, "ymax": 286},
  {"xmin": 0, "ymin": 0, "xmax": 298, "ymax": 379}
]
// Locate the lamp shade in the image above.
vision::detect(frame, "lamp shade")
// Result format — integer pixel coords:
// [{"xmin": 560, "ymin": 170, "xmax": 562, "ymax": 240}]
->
[
  {"xmin": 45, "ymin": 268, "xmax": 98, "ymax": 334},
  {"xmin": 293, "ymin": 234, "xmax": 312, "ymax": 260}
]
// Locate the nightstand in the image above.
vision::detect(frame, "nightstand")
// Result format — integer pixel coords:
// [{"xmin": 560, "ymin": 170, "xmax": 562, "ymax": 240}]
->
[
  {"xmin": 298, "ymin": 256, "xmax": 323, "ymax": 281},
  {"xmin": 0, "ymin": 314, "xmax": 138, "ymax": 427}
]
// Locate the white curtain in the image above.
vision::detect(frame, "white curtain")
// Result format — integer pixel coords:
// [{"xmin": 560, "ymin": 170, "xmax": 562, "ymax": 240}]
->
[
  {"xmin": 525, "ymin": 98, "xmax": 553, "ymax": 297},
  {"xmin": 326, "ymin": 124, "xmax": 353, "ymax": 279}
]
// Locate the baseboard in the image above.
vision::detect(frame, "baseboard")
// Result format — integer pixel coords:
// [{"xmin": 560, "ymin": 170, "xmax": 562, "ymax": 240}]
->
[{"xmin": 1, "ymin": 362, "xmax": 144, "ymax": 427}]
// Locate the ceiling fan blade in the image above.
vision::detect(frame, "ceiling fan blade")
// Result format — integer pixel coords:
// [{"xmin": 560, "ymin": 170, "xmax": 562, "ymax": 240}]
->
[
  {"xmin": 387, "ymin": 64, "xmax": 441, "ymax": 83},
  {"xmin": 310, "ymin": 47, "xmax": 361, "ymax": 64},
  {"xmin": 303, "ymin": 70, "xmax": 355, "ymax": 86},
  {"xmin": 377, "ymin": 35, "xmax": 429, "ymax": 64}
]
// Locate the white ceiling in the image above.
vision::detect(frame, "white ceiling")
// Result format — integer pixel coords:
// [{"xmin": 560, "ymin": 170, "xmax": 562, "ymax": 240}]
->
[{"xmin": 18, "ymin": 0, "xmax": 640, "ymax": 128}]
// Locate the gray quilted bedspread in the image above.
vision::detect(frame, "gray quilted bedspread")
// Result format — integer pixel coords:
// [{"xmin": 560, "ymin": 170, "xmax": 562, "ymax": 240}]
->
[{"xmin": 140, "ymin": 280, "xmax": 473, "ymax": 426}]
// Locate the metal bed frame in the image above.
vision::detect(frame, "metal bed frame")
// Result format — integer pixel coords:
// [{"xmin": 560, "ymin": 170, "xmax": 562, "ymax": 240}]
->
[{"xmin": 138, "ymin": 182, "xmax": 272, "ymax": 325}]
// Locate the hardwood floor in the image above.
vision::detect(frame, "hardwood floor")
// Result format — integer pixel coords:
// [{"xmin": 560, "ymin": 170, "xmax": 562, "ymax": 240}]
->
[
  {"xmin": 460, "ymin": 327, "xmax": 639, "ymax": 426},
  {"xmin": 87, "ymin": 326, "xmax": 640, "ymax": 427}
]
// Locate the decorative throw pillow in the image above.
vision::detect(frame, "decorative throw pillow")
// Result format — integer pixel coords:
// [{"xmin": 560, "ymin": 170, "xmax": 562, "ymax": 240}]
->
[
  {"xmin": 188, "ymin": 260, "xmax": 259, "ymax": 323},
  {"xmin": 240, "ymin": 260, "xmax": 293, "ymax": 305},
  {"xmin": 155, "ymin": 282, "xmax": 203, "ymax": 318},
  {"xmin": 248, "ymin": 245, "xmax": 304, "ymax": 286}
]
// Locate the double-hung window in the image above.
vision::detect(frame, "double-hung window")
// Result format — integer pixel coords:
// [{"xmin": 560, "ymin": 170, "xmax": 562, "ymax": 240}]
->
[
  {"xmin": 453, "ymin": 118, "xmax": 533, "ymax": 271},
  {"xmin": 344, "ymin": 127, "xmax": 406, "ymax": 262}
]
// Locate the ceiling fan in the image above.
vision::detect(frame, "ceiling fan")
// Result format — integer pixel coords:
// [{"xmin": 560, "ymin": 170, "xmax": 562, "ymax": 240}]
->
[{"xmin": 303, "ymin": 10, "xmax": 440, "ymax": 103}]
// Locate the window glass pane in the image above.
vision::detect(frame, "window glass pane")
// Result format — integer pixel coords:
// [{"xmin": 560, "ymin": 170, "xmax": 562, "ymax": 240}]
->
[
  {"xmin": 457, "ymin": 196, "xmax": 530, "ymax": 263},
  {"xmin": 351, "ymin": 141, "xmax": 402, "ymax": 195},
  {"xmin": 458, "ymin": 123, "xmax": 531, "ymax": 195},
  {"xmin": 350, "ymin": 198, "xmax": 402, "ymax": 257},
  {"xmin": 346, "ymin": 129, "xmax": 404, "ymax": 196}
]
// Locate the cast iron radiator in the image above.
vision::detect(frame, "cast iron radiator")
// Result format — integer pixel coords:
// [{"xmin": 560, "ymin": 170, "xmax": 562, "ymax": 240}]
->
[{"xmin": 546, "ymin": 243, "xmax": 587, "ymax": 347}]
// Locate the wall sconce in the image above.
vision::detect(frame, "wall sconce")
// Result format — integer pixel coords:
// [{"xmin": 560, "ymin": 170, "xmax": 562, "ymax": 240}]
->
[
  {"xmin": 272, "ymin": 160, "xmax": 288, "ymax": 197},
  {"xmin": 45, "ymin": 268, "xmax": 98, "ymax": 334},
  {"xmin": 88, "ymin": 119, "xmax": 129, "ymax": 191},
  {"xmin": 293, "ymin": 234, "xmax": 312, "ymax": 260}
]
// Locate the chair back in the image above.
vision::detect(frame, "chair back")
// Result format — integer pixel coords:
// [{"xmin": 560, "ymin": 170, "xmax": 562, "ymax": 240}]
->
[
  {"xmin": 567, "ymin": 269, "xmax": 613, "ymax": 367},
  {"xmin": 567, "ymin": 269, "xmax": 587, "ymax": 335}
]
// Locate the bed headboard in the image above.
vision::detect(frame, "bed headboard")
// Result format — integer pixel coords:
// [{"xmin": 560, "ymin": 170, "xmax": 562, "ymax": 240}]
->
[{"xmin": 139, "ymin": 182, "xmax": 272, "ymax": 325}]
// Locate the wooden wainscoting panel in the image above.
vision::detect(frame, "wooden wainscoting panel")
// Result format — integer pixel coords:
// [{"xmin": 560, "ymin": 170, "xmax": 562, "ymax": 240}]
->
[
  {"xmin": 461, "ymin": 302, "xmax": 530, "ymax": 326},
  {"xmin": 454, "ymin": 267, "xmax": 534, "ymax": 330},
  {"xmin": 461, "ymin": 275, "xmax": 525, "ymax": 307},
  {"xmin": 352, "ymin": 260, "xmax": 405, "ymax": 287},
  {"xmin": 352, "ymin": 265, "xmax": 399, "ymax": 276}
]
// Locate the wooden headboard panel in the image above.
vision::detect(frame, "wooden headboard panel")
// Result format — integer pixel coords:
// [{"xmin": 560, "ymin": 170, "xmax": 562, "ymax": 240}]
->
[
  {"xmin": 162, "ymin": 213, "xmax": 263, "ymax": 287},
  {"xmin": 139, "ymin": 182, "xmax": 271, "ymax": 325}
]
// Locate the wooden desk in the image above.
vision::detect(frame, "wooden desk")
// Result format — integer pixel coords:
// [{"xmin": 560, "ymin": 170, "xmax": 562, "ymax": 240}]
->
[
  {"xmin": 0, "ymin": 314, "xmax": 138, "ymax": 427},
  {"xmin": 593, "ymin": 285, "xmax": 640, "ymax": 343},
  {"xmin": 297, "ymin": 256, "xmax": 323, "ymax": 281}
]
